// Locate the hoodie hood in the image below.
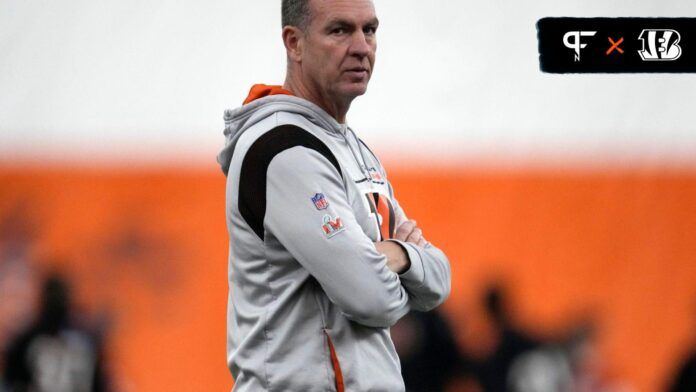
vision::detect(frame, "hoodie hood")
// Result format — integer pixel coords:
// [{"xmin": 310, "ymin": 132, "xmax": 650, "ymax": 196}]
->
[{"xmin": 217, "ymin": 84, "xmax": 346, "ymax": 175}]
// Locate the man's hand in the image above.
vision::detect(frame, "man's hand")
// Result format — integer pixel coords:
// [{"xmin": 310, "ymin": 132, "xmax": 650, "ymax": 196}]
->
[
  {"xmin": 374, "ymin": 241, "xmax": 410, "ymax": 274},
  {"xmin": 394, "ymin": 219, "xmax": 427, "ymax": 247},
  {"xmin": 374, "ymin": 219, "xmax": 427, "ymax": 274}
]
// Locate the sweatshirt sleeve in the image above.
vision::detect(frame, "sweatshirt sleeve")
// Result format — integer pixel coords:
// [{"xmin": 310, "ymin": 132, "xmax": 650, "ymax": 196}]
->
[
  {"xmin": 264, "ymin": 146, "xmax": 411, "ymax": 328},
  {"xmin": 387, "ymin": 183, "xmax": 452, "ymax": 312}
]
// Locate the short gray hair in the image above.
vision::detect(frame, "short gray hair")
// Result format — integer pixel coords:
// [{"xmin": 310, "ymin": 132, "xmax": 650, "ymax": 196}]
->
[{"xmin": 282, "ymin": 0, "xmax": 312, "ymax": 30}]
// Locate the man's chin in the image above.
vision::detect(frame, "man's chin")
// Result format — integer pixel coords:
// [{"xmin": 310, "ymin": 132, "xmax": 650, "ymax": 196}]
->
[{"xmin": 340, "ymin": 83, "xmax": 369, "ymax": 98}]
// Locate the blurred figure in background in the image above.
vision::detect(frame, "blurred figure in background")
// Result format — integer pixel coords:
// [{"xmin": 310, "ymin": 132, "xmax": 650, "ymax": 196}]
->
[
  {"xmin": 2, "ymin": 273, "xmax": 109, "ymax": 392},
  {"xmin": 507, "ymin": 317, "xmax": 619, "ymax": 392},
  {"xmin": 562, "ymin": 319, "xmax": 629, "ymax": 392},
  {"xmin": 472, "ymin": 282, "xmax": 541, "ymax": 392},
  {"xmin": 506, "ymin": 338, "xmax": 572, "ymax": 392},
  {"xmin": 506, "ymin": 310, "xmax": 631, "ymax": 392},
  {"xmin": 666, "ymin": 300, "xmax": 696, "ymax": 392},
  {"xmin": 392, "ymin": 309, "xmax": 476, "ymax": 392}
]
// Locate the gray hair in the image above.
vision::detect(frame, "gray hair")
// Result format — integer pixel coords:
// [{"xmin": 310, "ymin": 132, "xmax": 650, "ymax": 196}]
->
[{"xmin": 282, "ymin": 0, "xmax": 312, "ymax": 30}]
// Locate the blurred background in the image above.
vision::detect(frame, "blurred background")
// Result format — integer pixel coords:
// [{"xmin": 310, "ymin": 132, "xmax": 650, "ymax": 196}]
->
[{"xmin": 1, "ymin": 1, "xmax": 695, "ymax": 391}]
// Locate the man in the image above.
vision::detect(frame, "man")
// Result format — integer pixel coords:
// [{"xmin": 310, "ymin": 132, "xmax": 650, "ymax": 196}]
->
[{"xmin": 217, "ymin": 1, "xmax": 451, "ymax": 390}]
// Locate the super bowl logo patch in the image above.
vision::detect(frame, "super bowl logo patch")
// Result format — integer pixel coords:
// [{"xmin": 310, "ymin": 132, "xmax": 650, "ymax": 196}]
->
[
  {"xmin": 322, "ymin": 214, "xmax": 345, "ymax": 238},
  {"xmin": 311, "ymin": 193, "xmax": 329, "ymax": 210}
]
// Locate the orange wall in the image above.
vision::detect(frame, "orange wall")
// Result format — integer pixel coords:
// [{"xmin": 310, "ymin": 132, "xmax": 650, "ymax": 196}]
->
[{"xmin": 1, "ymin": 166, "xmax": 695, "ymax": 391}]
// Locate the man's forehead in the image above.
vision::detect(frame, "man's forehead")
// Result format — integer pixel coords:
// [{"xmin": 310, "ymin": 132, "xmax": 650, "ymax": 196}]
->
[{"xmin": 310, "ymin": 0, "xmax": 377, "ymax": 24}]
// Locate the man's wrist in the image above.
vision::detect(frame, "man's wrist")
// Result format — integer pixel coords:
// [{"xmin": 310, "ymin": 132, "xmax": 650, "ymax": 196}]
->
[
  {"xmin": 386, "ymin": 239, "xmax": 425, "ymax": 283},
  {"xmin": 384, "ymin": 240, "xmax": 411, "ymax": 274},
  {"xmin": 375, "ymin": 240, "xmax": 410, "ymax": 274}
]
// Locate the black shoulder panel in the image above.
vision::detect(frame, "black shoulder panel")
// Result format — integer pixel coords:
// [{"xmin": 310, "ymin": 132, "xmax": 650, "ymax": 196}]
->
[{"xmin": 238, "ymin": 124, "xmax": 342, "ymax": 240}]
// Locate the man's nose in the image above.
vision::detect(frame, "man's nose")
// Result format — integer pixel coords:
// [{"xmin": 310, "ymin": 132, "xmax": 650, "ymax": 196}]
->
[{"xmin": 348, "ymin": 31, "xmax": 371, "ymax": 57}]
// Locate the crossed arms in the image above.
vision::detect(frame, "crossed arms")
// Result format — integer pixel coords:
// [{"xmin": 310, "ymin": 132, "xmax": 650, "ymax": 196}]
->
[{"xmin": 264, "ymin": 146, "xmax": 451, "ymax": 328}]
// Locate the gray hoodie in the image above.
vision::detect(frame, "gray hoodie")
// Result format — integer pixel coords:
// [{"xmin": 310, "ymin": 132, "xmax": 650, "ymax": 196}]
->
[{"xmin": 218, "ymin": 90, "xmax": 451, "ymax": 392}]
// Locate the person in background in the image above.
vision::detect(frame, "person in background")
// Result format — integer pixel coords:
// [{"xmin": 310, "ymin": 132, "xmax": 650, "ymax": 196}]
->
[
  {"xmin": 392, "ymin": 309, "xmax": 467, "ymax": 392},
  {"xmin": 472, "ymin": 282, "xmax": 541, "ymax": 392},
  {"xmin": 2, "ymin": 273, "xmax": 109, "ymax": 392}
]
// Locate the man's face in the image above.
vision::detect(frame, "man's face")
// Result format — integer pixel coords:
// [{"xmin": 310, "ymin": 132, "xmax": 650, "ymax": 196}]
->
[{"xmin": 301, "ymin": 0, "xmax": 378, "ymax": 101}]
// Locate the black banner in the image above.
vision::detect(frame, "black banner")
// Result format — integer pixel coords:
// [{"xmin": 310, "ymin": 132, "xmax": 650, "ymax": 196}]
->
[{"xmin": 537, "ymin": 18, "xmax": 696, "ymax": 73}]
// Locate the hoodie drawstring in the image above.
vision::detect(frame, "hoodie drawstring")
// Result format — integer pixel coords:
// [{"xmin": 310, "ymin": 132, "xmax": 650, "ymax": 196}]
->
[{"xmin": 340, "ymin": 124, "xmax": 371, "ymax": 184}]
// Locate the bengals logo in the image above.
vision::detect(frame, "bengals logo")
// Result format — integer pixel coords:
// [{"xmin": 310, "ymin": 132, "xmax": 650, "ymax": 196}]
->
[
  {"xmin": 364, "ymin": 193, "xmax": 395, "ymax": 241},
  {"xmin": 638, "ymin": 29, "xmax": 682, "ymax": 61}
]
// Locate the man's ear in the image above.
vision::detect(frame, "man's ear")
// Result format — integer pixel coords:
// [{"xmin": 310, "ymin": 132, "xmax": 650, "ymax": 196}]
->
[{"xmin": 282, "ymin": 26, "xmax": 304, "ymax": 63}]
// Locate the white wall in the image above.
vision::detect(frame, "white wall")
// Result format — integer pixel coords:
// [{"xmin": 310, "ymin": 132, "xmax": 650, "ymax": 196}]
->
[{"xmin": 1, "ymin": 0, "xmax": 695, "ymax": 166}]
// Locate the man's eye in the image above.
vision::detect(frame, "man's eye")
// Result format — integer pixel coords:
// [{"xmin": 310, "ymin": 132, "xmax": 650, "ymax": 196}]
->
[
  {"xmin": 332, "ymin": 28, "xmax": 346, "ymax": 35},
  {"xmin": 364, "ymin": 27, "xmax": 377, "ymax": 35}
]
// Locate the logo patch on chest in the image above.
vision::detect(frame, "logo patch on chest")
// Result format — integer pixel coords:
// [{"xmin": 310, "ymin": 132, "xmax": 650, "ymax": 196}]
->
[{"xmin": 367, "ymin": 167, "xmax": 384, "ymax": 183}]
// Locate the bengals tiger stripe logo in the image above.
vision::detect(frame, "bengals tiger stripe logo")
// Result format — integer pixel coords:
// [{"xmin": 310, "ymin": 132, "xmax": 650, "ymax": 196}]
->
[{"xmin": 364, "ymin": 193, "xmax": 395, "ymax": 241}]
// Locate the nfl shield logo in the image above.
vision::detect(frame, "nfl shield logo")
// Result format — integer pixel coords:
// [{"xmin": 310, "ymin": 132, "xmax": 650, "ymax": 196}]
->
[{"xmin": 312, "ymin": 193, "xmax": 329, "ymax": 210}]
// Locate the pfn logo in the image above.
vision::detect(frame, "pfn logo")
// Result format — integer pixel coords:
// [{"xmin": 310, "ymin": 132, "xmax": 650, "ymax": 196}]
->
[
  {"xmin": 638, "ymin": 29, "xmax": 682, "ymax": 61},
  {"xmin": 563, "ymin": 31, "xmax": 597, "ymax": 61}
]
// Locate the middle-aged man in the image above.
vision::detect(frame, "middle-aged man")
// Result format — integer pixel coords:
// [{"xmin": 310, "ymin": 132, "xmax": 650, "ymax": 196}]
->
[{"xmin": 217, "ymin": 0, "xmax": 451, "ymax": 390}]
